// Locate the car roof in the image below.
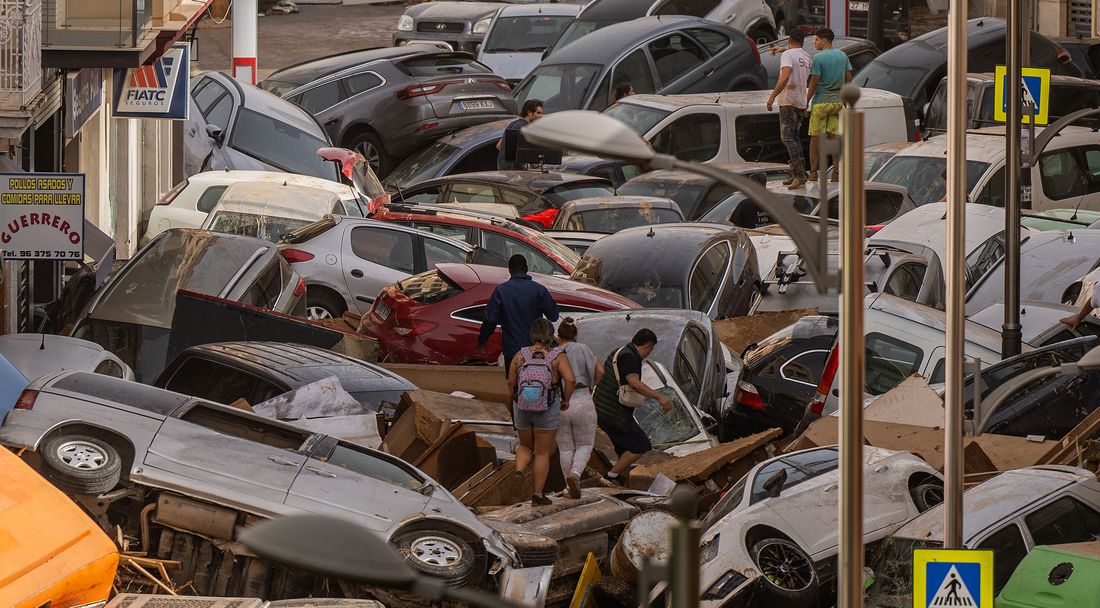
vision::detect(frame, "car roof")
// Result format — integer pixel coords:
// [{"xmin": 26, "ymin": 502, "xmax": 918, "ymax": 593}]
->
[
  {"xmin": 619, "ymin": 87, "xmax": 904, "ymax": 111},
  {"xmin": 866, "ymin": 292, "xmax": 1008, "ymax": 352},
  {"xmin": 869, "ymin": 203, "xmax": 1025, "ymax": 254},
  {"xmin": 263, "ymin": 45, "xmax": 434, "ymax": 88},
  {"xmin": 540, "ymin": 15, "xmax": 704, "ymax": 64},
  {"xmin": 624, "ymin": 162, "xmax": 788, "ymax": 186},
  {"xmin": 424, "ymin": 171, "xmax": 610, "ymax": 191},
  {"xmin": 424, "ymin": 118, "xmax": 513, "ymax": 148},
  {"xmin": 434, "ymin": 263, "xmax": 640, "ymax": 308},
  {"xmin": 214, "ymin": 181, "xmax": 342, "ymax": 220},
  {"xmin": 185, "ymin": 170, "xmax": 355, "ymax": 199},
  {"xmin": 894, "ymin": 466, "xmax": 1097, "ymax": 542},
  {"xmin": 770, "ymin": 180, "xmax": 910, "ymax": 199},
  {"xmin": 577, "ymin": 0, "xmax": 657, "ymax": 20},
  {"xmin": 968, "ymin": 300, "xmax": 1090, "ymax": 344},
  {"xmin": 893, "ymin": 126, "xmax": 1097, "ymax": 163},
  {"xmin": 497, "ymin": 3, "xmax": 582, "ymax": 17},
  {"xmin": 579, "ymin": 223, "xmax": 737, "ymax": 284},
  {"xmin": 560, "ymin": 195, "xmax": 680, "ymax": 212},
  {"xmin": 866, "ymin": 141, "xmax": 913, "ymax": 153},
  {"xmin": 960, "ymin": 71, "xmax": 1100, "ymax": 87},
  {"xmin": 759, "ymin": 35, "xmax": 874, "ymax": 53}
]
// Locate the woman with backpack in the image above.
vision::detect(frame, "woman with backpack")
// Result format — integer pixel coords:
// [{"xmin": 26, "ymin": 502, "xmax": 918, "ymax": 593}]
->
[
  {"xmin": 508, "ymin": 318, "xmax": 576, "ymax": 506},
  {"xmin": 555, "ymin": 318, "xmax": 603, "ymax": 499}
]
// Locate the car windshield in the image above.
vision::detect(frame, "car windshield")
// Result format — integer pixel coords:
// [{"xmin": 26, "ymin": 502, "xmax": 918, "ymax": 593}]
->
[
  {"xmin": 514, "ymin": 63, "xmax": 601, "ymax": 113},
  {"xmin": 384, "ymin": 141, "xmax": 462, "ymax": 190},
  {"xmin": 633, "ymin": 385, "xmax": 700, "ymax": 446},
  {"xmin": 853, "ymin": 58, "xmax": 933, "ymax": 100},
  {"xmin": 612, "ymin": 284, "xmax": 684, "ymax": 308},
  {"xmin": 865, "ymin": 536, "xmax": 945, "ymax": 607},
  {"xmin": 207, "ymin": 211, "xmax": 314, "ymax": 243},
  {"xmin": 550, "ymin": 19, "xmax": 610, "ymax": 53},
  {"xmin": 543, "ymin": 183, "xmax": 615, "ymax": 205},
  {"xmin": 603, "ymin": 103, "xmax": 673, "ymax": 135},
  {"xmin": 522, "ymin": 228, "xmax": 582, "ymax": 268},
  {"xmin": 229, "ymin": 108, "xmax": 337, "ymax": 180},
  {"xmin": 566, "ymin": 207, "xmax": 682, "ymax": 233},
  {"xmin": 864, "ymin": 151, "xmax": 898, "ymax": 179},
  {"xmin": 484, "ymin": 15, "xmax": 574, "ymax": 53},
  {"xmin": 395, "ymin": 56, "xmax": 492, "ymax": 77},
  {"xmin": 618, "ymin": 181, "xmax": 707, "ymax": 217},
  {"xmin": 701, "ymin": 474, "xmax": 749, "ymax": 531},
  {"xmin": 872, "ymin": 156, "xmax": 990, "ymax": 205}
]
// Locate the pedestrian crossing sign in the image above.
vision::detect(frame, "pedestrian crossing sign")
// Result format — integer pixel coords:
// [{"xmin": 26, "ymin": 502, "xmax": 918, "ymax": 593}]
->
[
  {"xmin": 993, "ymin": 65, "xmax": 1051, "ymax": 125},
  {"xmin": 913, "ymin": 549, "xmax": 993, "ymax": 608}
]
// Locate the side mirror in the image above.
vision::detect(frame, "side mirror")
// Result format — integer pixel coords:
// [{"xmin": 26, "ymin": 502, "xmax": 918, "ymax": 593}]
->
[
  {"xmin": 206, "ymin": 124, "xmax": 225, "ymax": 144},
  {"xmin": 762, "ymin": 467, "xmax": 788, "ymax": 498}
]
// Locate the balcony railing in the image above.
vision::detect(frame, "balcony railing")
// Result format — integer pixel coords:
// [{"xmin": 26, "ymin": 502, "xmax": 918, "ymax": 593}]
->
[
  {"xmin": 0, "ymin": 0, "xmax": 42, "ymax": 107},
  {"xmin": 42, "ymin": 0, "xmax": 153, "ymax": 50}
]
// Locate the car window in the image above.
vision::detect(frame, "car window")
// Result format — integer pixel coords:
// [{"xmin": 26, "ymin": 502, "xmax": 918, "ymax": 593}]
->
[
  {"xmin": 652, "ymin": 0, "xmax": 721, "ymax": 17},
  {"xmin": 620, "ymin": 163, "xmax": 645, "ymax": 181},
  {"xmin": 482, "ymin": 231, "xmax": 556, "ymax": 274},
  {"xmin": 448, "ymin": 183, "xmax": 497, "ymax": 204},
  {"xmin": 604, "ymin": 103, "xmax": 673, "ymax": 135},
  {"xmin": 167, "ymin": 358, "xmax": 284, "ymax": 408},
  {"xmin": 882, "ymin": 262, "xmax": 926, "ymax": 302},
  {"xmin": 205, "ymin": 95, "xmax": 234, "ymax": 131},
  {"xmin": 1039, "ymin": 148, "xmax": 1089, "ymax": 200},
  {"xmin": 864, "ymin": 191, "xmax": 905, "ymax": 225},
  {"xmin": 325, "ymin": 442, "xmax": 422, "ymax": 490},
  {"xmin": 1025, "ymin": 495, "xmax": 1100, "ymax": 546},
  {"xmin": 515, "ymin": 63, "xmax": 601, "ymax": 113},
  {"xmin": 673, "ymin": 325, "xmax": 708, "ymax": 405},
  {"xmin": 689, "ymin": 242, "xmax": 729, "ymax": 312},
  {"xmin": 240, "ymin": 261, "xmax": 285, "ymax": 309},
  {"xmin": 497, "ymin": 187, "xmax": 531, "ymax": 210},
  {"xmin": 423, "ymin": 237, "xmax": 467, "ymax": 269},
  {"xmin": 93, "ymin": 359, "xmax": 126, "ymax": 378},
  {"xmin": 973, "ymin": 166, "xmax": 1006, "ymax": 207},
  {"xmin": 651, "ymin": 113, "xmax": 722, "ymax": 163},
  {"xmin": 648, "ymin": 33, "xmax": 708, "ymax": 85},
  {"xmin": 847, "ymin": 50, "xmax": 877, "ymax": 73},
  {"xmin": 749, "ymin": 448, "xmax": 839, "ymax": 504},
  {"xmin": 180, "ymin": 403, "xmax": 309, "ymax": 450},
  {"xmin": 343, "ymin": 72, "xmax": 384, "ymax": 95},
  {"xmin": 734, "ymin": 114, "xmax": 789, "ymax": 163},
  {"xmin": 196, "ymin": 185, "xmax": 229, "ymax": 214},
  {"xmin": 350, "ymin": 226, "xmax": 416, "ymax": 273},
  {"xmin": 402, "ymin": 185, "xmax": 443, "ymax": 205},
  {"xmin": 194, "ymin": 79, "xmax": 230, "ymax": 117},
  {"xmin": 613, "ymin": 49, "xmax": 657, "ymax": 97},
  {"xmin": 872, "ymin": 156, "xmax": 990, "ymax": 205},
  {"xmin": 452, "ymin": 143, "xmax": 500, "ymax": 174},
  {"xmin": 686, "ymin": 28, "xmax": 730, "ymax": 54},
  {"xmin": 396, "ymin": 56, "xmax": 491, "ymax": 77},
  {"xmin": 228, "ymin": 109, "xmax": 337, "ymax": 180},
  {"xmin": 297, "ymin": 81, "xmax": 343, "ymax": 114},
  {"xmin": 780, "ymin": 350, "xmax": 829, "ymax": 387},
  {"xmin": 410, "ymin": 222, "xmax": 473, "ymax": 243},
  {"xmin": 1084, "ymin": 147, "xmax": 1100, "ymax": 182},
  {"xmin": 865, "ymin": 332, "xmax": 923, "ymax": 395},
  {"xmin": 483, "ymin": 14, "xmax": 575, "ymax": 53},
  {"xmin": 976, "ymin": 524, "xmax": 1028, "ymax": 593},
  {"xmin": 964, "ymin": 232, "xmax": 1006, "ymax": 290}
]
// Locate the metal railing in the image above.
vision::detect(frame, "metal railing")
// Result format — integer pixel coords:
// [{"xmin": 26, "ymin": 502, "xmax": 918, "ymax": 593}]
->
[
  {"xmin": 0, "ymin": 0, "xmax": 42, "ymax": 106},
  {"xmin": 42, "ymin": 0, "xmax": 151, "ymax": 50}
]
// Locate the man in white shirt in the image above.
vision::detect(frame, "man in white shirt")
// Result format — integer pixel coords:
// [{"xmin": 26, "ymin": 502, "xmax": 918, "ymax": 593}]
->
[{"xmin": 766, "ymin": 30, "xmax": 812, "ymax": 189}]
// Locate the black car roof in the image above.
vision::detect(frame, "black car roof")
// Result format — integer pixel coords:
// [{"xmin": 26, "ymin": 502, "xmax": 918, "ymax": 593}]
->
[
  {"xmin": 263, "ymin": 45, "xmax": 432, "ymax": 87},
  {"xmin": 578, "ymin": 0, "xmax": 657, "ymax": 20},
  {"xmin": 541, "ymin": 15, "xmax": 703, "ymax": 65},
  {"xmin": 579, "ymin": 223, "xmax": 735, "ymax": 285},
  {"xmin": 425, "ymin": 171, "xmax": 611, "ymax": 192}
]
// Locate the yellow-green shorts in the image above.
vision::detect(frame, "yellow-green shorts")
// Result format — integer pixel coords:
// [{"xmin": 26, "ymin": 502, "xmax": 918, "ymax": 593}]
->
[{"xmin": 808, "ymin": 103, "xmax": 844, "ymax": 136}]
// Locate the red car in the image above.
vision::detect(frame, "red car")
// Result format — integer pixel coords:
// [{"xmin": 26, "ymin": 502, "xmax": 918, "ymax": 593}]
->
[
  {"xmin": 371, "ymin": 205, "xmax": 580, "ymax": 275},
  {"xmin": 359, "ymin": 263, "xmax": 639, "ymax": 364}
]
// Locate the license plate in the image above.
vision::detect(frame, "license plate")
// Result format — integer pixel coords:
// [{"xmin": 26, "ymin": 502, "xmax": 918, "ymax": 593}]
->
[
  {"xmin": 375, "ymin": 301, "xmax": 391, "ymax": 321},
  {"xmin": 849, "ymin": 1, "xmax": 869, "ymax": 10},
  {"xmin": 460, "ymin": 99, "xmax": 496, "ymax": 111}
]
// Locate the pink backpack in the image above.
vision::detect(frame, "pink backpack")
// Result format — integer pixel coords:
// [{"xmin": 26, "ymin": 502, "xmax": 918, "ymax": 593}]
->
[{"xmin": 516, "ymin": 346, "xmax": 558, "ymax": 412}]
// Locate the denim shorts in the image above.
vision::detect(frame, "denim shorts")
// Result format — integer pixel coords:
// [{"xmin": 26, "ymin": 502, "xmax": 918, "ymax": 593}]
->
[{"xmin": 513, "ymin": 401, "xmax": 561, "ymax": 430}]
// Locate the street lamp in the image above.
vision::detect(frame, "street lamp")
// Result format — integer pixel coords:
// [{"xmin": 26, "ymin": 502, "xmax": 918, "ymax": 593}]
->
[
  {"xmin": 521, "ymin": 110, "xmax": 836, "ymax": 293},
  {"xmin": 239, "ymin": 514, "xmax": 519, "ymax": 608}
]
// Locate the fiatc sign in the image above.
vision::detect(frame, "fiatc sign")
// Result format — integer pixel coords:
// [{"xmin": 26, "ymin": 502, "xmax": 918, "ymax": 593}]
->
[
  {"xmin": 113, "ymin": 43, "xmax": 190, "ymax": 120},
  {"xmin": 0, "ymin": 174, "xmax": 86, "ymax": 261}
]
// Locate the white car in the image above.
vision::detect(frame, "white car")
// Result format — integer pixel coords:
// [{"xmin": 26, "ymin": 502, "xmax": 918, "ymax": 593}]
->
[
  {"xmin": 0, "ymin": 334, "xmax": 134, "ymax": 382},
  {"xmin": 697, "ymin": 446, "xmax": 942, "ymax": 607},
  {"xmin": 201, "ymin": 181, "xmax": 352, "ymax": 244},
  {"xmin": 477, "ymin": 4, "xmax": 582, "ymax": 84}
]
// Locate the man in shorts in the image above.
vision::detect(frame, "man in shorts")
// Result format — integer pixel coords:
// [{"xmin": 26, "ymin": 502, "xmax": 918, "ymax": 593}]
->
[
  {"xmin": 805, "ymin": 28, "xmax": 852, "ymax": 181},
  {"xmin": 592, "ymin": 329, "xmax": 671, "ymax": 484}
]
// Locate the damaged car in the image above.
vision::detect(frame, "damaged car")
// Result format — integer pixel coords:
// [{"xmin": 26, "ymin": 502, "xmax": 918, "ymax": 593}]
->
[
  {"xmin": 697, "ymin": 446, "xmax": 942, "ymax": 607},
  {"xmin": 550, "ymin": 196, "xmax": 684, "ymax": 233}
]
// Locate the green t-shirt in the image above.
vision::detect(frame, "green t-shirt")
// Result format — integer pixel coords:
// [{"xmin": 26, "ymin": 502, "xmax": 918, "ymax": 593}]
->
[{"xmin": 810, "ymin": 48, "xmax": 852, "ymax": 105}]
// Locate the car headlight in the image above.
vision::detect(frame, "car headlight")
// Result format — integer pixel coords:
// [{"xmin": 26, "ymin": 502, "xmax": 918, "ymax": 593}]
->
[
  {"xmin": 397, "ymin": 15, "xmax": 414, "ymax": 31},
  {"xmin": 702, "ymin": 569, "xmax": 749, "ymax": 601},
  {"xmin": 701, "ymin": 534, "xmax": 720, "ymax": 564},
  {"xmin": 473, "ymin": 17, "xmax": 491, "ymax": 35}
]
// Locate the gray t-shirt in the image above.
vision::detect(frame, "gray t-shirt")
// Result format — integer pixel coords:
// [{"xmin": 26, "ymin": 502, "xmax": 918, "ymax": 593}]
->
[{"xmin": 562, "ymin": 341, "xmax": 597, "ymax": 387}]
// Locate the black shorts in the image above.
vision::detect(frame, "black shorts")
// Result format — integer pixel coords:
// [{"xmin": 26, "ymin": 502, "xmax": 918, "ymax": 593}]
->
[{"xmin": 604, "ymin": 418, "xmax": 652, "ymax": 456}]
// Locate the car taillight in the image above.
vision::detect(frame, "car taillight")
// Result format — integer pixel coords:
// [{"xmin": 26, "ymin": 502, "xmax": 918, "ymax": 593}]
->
[
  {"xmin": 748, "ymin": 37, "xmax": 761, "ymax": 64},
  {"xmin": 14, "ymin": 389, "xmax": 37, "ymax": 411},
  {"xmin": 414, "ymin": 122, "xmax": 440, "ymax": 133},
  {"xmin": 156, "ymin": 179, "xmax": 188, "ymax": 206},
  {"xmin": 735, "ymin": 380, "xmax": 765, "ymax": 410},
  {"xmin": 1057, "ymin": 47, "xmax": 1073, "ymax": 64},
  {"xmin": 280, "ymin": 248, "xmax": 315, "ymax": 263},
  {"xmin": 293, "ymin": 278, "xmax": 306, "ymax": 298},
  {"xmin": 866, "ymin": 224, "xmax": 885, "ymax": 236},
  {"xmin": 809, "ymin": 345, "xmax": 841, "ymax": 415},
  {"xmin": 392, "ymin": 318, "xmax": 438, "ymax": 336},
  {"xmin": 395, "ymin": 80, "xmax": 461, "ymax": 99}
]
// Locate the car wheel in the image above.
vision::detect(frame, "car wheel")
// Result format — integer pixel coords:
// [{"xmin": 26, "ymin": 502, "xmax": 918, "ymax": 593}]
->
[
  {"xmin": 393, "ymin": 530, "xmax": 476, "ymax": 587},
  {"xmin": 41, "ymin": 435, "xmax": 123, "ymax": 495},
  {"xmin": 750, "ymin": 537, "xmax": 818, "ymax": 607},
  {"xmin": 748, "ymin": 25, "xmax": 778, "ymax": 44},
  {"xmin": 911, "ymin": 481, "xmax": 945, "ymax": 512},
  {"xmin": 626, "ymin": 495, "xmax": 674, "ymax": 513},
  {"xmin": 500, "ymin": 531, "xmax": 559, "ymax": 567},
  {"xmin": 591, "ymin": 576, "xmax": 637, "ymax": 608},
  {"xmin": 1063, "ymin": 282, "xmax": 1082, "ymax": 306},
  {"xmin": 348, "ymin": 131, "xmax": 391, "ymax": 178},
  {"xmin": 306, "ymin": 289, "xmax": 346, "ymax": 321}
]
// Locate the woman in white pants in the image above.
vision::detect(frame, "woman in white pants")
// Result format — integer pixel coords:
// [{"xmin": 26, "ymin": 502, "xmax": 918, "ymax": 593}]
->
[{"xmin": 555, "ymin": 317, "xmax": 604, "ymax": 499}]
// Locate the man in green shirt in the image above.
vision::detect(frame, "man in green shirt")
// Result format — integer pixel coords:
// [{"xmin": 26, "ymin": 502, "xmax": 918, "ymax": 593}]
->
[{"xmin": 805, "ymin": 28, "xmax": 852, "ymax": 181}]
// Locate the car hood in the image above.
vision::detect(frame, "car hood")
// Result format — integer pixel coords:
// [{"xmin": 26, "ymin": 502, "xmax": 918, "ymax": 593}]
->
[{"xmin": 406, "ymin": 2, "xmax": 507, "ymax": 21}]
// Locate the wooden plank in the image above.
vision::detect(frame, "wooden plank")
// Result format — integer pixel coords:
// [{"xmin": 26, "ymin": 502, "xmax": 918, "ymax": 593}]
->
[
  {"xmin": 451, "ymin": 462, "xmax": 496, "ymax": 501},
  {"xmin": 1037, "ymin": 406, "xmax": 1100, "ymax": 465}
]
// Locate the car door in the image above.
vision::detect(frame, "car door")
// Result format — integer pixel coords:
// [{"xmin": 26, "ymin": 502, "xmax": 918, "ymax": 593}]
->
[
  {"xmin": 421, "ymin": 233, "xmax": 469, "ymax": 270},
  {"xmin": 341, "ymin": 224, "xmax": 418, "ymax": 313},
  {"xmin": 159, "ymin": 356, "xmax": 286, "ymax": 406},
  {"xmin": 646, "ymin": 30, "xmax": 713, "ymax": 94},
  {"xmin": 689, "ymin": 242, "xmax": 732, "ymax": 318},
  {"xmin": 479, "ymin": 229, "xmax": 560, "ymax": 274},
  {"xmin": 142, "ymin": 402, "xmax": 310, "ymax": 505},
  {"xmin": 1035, "ymin": 147, "xmax": 1090, "ymax": 212},
  {"xmin": 288, "ymin": 79, "xmax": 346, "ymax": 142},
  {"xmin": 285, "ymin": 438, "xmax": 432, "ymax": 533},
  {"xmin": 185, "ymin": 77, "xmax": 237, "ymax": 175}
]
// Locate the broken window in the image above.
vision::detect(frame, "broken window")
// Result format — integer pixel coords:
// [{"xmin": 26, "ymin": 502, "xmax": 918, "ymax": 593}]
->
[
  {"xmin": 325, "ymin": 442, "xmax": 423, "ymax": 490},
  {"xmin": 864, "ymin": 333, "xmax": 923, "ymax": 395},
  {"xmin": 180, "ymin": 403, "xmax": 309, "ymax": 451}
]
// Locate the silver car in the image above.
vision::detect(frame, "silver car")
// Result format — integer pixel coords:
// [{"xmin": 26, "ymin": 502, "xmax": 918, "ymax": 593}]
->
[
  {"xmin": 1, "ymin": 370, "xmax": 516, "ymax": 586},
  {"xmin": 278, "ymin": 215, "xmax": 476, "ymax": 319}
]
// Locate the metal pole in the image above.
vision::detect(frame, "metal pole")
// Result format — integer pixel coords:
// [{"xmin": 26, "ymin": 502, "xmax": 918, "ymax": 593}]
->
[
  {"xmin": 838, "ymin": 84, "xmax": 865, "ymax": 608},
  {"xmin": 668, "ymin": 485, "xmax": 700, "ymax": 608},
  {"xmin": 232, "ymin": 0, "xmax": 258, "ymax": 85},
  {"xmin": 1003, "ymin": 0, "xmax": 1023, "ymax": 358},
  {"xmin": 944, "ymin": 0, "xmax": 968, "ymax": 550}
]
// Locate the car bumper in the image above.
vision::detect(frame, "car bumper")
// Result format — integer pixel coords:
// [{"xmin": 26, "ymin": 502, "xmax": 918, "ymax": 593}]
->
[{"xmin": 393, "ymin": 32, "xmax": 482, "ymax": 54}]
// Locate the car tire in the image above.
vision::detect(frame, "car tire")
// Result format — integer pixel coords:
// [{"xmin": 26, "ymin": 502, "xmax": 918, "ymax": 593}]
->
[
  {"xmin": 591, "ymin": 575, "xmax": 637, "ymax": 608},
  {"xmin": 41, "ymin": 435, "xmax": 123, "ymax": 495},
  {"xmin": 393, "ymin": 530, "xmax": 476, "ymax": 587},
  {"xmin": 750, "ymin": 537, "xmax": 818, "ymax": 607},
  {"xmin": 911, "ymin": 482, "xmax": 945, "ymax": 512},
  {"xmin": 348, "ymin": 131, "xmax": 391, "ymax": 178},
  {"xmin": 306, "ymin": 289, "xmax": 346, "ymax": 321},
  {"xmin": 748, "ymin": 25, "xmax": 777, "ymax": 44},
  {"xmin": 626, "ymin": 495, "xmax": 674, "ymax": 513},
  {"xmin": 500, "ymin": 532, "xmax": 559, "ymax": 567}
]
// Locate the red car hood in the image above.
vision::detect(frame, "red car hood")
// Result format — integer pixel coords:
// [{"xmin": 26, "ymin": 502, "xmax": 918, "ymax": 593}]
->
[{"xmin": 435, "ymin": 263, "xmax": 640, "ymax": 309}]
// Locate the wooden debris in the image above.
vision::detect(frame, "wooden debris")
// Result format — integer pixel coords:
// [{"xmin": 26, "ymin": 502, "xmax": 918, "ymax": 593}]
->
[{"xmin": 1036, "ymin": 406, "xmax": 1100, "ymax": 465}]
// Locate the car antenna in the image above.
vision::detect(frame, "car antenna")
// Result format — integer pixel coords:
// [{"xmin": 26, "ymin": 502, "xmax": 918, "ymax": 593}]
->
[
  {"xmin": 646, "ymin": 226, "xmax": 655, "ymax": 237},
  {"xmin": 39, "ymin": 331, "xmax": 45, "ymax": 350}
]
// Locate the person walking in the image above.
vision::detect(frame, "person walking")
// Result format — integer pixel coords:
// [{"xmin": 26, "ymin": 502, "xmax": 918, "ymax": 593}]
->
[
  {"xmin": 555, "ymin": 317, "xmax": 604, "ymax": 499},
  {"xmin": 508, "ymin": 318, "xmax": 575, "ymax": 506},
  {"xmin": 497, "ymin": 99, "xmax": 544, "ymax": 170},
  {"xmin": 766, "ymin": 29, "xmax": 812, "ymax": 189},
  {"xmin": 805, "ymin": 28, "xmax": 852, "ymax": 181},
  {"xmin": 478, "ymin": 254, "xmax": 560, "ymax": 372},
  {"xmin": 593, "ymin": 329, "xmax": 671, "ymax": 484}
]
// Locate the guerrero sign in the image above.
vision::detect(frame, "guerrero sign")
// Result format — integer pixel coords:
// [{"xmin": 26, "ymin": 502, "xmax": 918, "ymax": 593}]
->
[
  {"xmin": 113, "ymin": 43, "xmax": 190, "ymax": 119},
  {"xmin": 0, "ymin": 173, "xmax": 86, "ymax": 261}
]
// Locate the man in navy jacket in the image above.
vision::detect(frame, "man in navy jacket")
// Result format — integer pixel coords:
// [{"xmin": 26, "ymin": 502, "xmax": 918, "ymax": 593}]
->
[{"xmin": 478, "ymin": 254, "xmax": 560, "ymax": 372}]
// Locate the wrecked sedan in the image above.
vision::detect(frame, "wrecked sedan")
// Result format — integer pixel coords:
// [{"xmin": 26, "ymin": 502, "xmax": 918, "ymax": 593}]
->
[
  {"xmin": 570, "ymin": 223, "xmax": 760, "ymax": 320},
  {"xmin": 359, "ymin": 263, "xmax": 639, "ymax": 364},
  {"xmin": 1, "ymin": 371, "xmax": 517, "ymax": 590},
  {"xmin": 866, "ymin": 466, "xmax": 1100, "ymax": 605},
  {"xmin": 616, "ymin": 162, "xmax": 791, "ymax": 221},
  {"xmin": 71, "ymin": 229, "xmax": 306, "ymax": 382},
  {"xmin": 697, "ymin": 446, "xmax": 942, "ymax": 608},
  {"xmin": 549, "ymin": 196, "xmax": 684, "ymax": 233}
]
